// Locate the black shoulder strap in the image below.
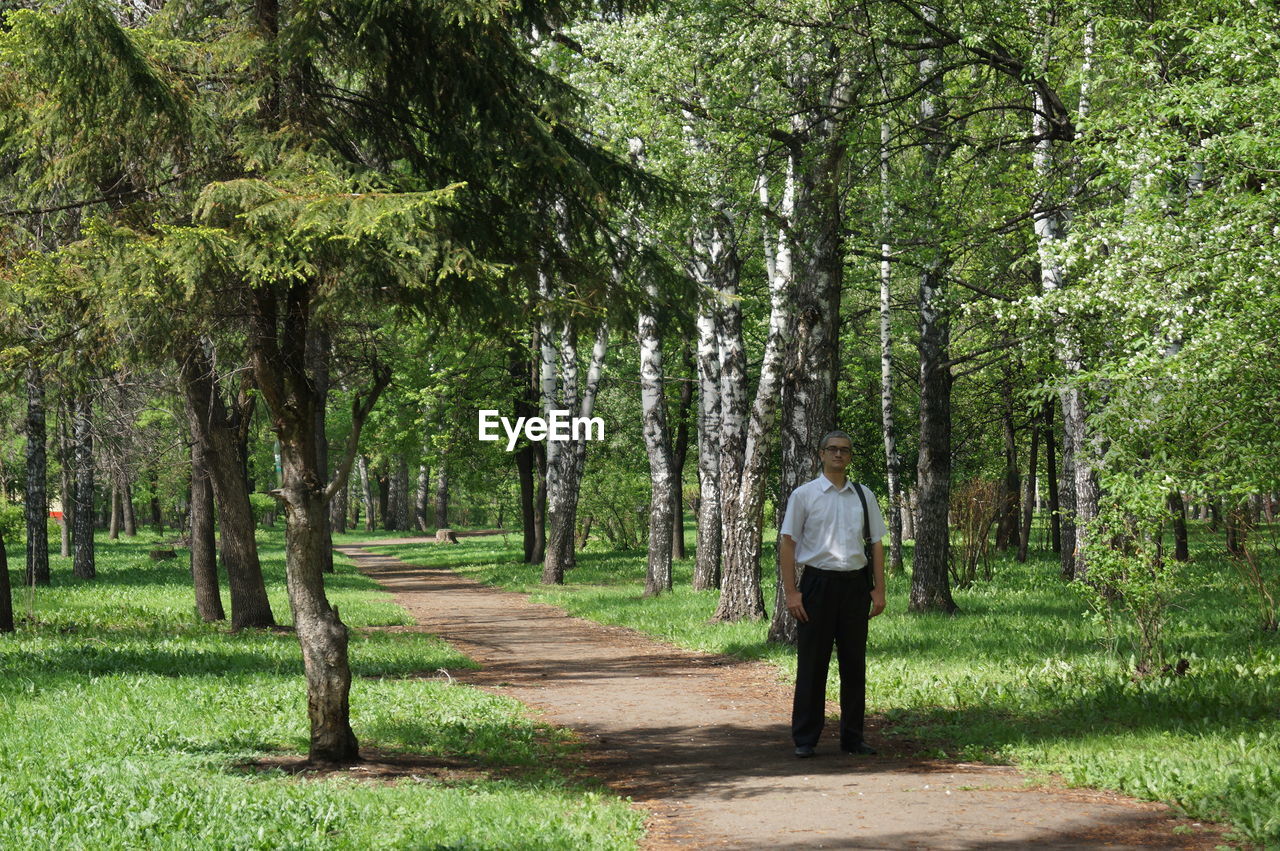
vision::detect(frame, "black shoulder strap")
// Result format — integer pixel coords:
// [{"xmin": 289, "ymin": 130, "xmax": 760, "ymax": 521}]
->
[{"xmin": 854, "ymin": 483, "xmax": 875, "ymax": 589}]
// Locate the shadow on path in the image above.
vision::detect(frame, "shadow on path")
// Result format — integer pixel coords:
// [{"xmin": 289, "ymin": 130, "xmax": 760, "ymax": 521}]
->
[{"xmin": 337, "ymin": 544, "xmax": 1233, "ymax": 851}]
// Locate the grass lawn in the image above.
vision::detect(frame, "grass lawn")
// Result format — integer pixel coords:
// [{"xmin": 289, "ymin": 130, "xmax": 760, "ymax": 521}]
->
[
  {"xmin": 368, "ymin": 520, "xmax": 1280, "ymax": 847},
  {"xmin": 0, "ymin": 530, "xmax": 644, "ymax": 850}
]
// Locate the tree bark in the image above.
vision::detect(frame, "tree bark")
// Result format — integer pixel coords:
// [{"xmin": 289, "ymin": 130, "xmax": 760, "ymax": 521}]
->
[
  {"xmin": 716, "ymin": 163, "xmax": 794, "ymax": 623},
  {"xmin": 1169, "ymin": 491, "xmax": 1189, "ymax": 562},
  {"xmin": 1017, "ymin": 417, "xmax": 1040, "ymax": 562},
  {"xmin": 148, "ymin": 466, "xmax": 162, "ymax": 532},
  {"xmin": 1043, "ymin": 399, "xmax": 1062, "ymax": 555},
  {"xmin": 122, "ymin": 479, "xmax": 137, "ymax": 536},
  {"xmin": 390, "ymin": 456, "xmax": 410, "ymax": 531},
  {"xmin": 190, "ymin": 443, "xmax": 225, "ymax": 621},
  {"xmin": 909, "ymin": 5, "xmax": 958, "ymax": 614},
  {"xmin": 179, "ymin": 343, "xmax": 275, "ymax": 628},
  {"xmin": 693, "ymin": 277, "xmax": 723, "ymax": 590},
  {"xmin": 25, "ymin": 365, "xmax": 50, "ymax": 586},
  {"xmin": 434, "ymin": 455, "xmax": 449, "ymax": 530},
  {"xmin": 415, "ymin": 464, "xmax": 430, "ymax": 533},
  {"xmin": 0, "ymin": 528, "xmax": 13, "ymax": 633},
  {"xmin": 109, "ymin": 483, "xmax": 121, "ymax": 540},
  {"xmin": 509, "ymin": 344, "xmax": 538, "ymax": 561},
  {"xmin": 72, "ymin": 395, "xmax": 96, "ymax": 580},
  {"xmin": 357, "ymin": 455, "xmax": 375, "ymax": 531},
  {"xmin": 671, "ymin": 345, "xmax": 693, "ymax": 562},
  {"xmin": 250, "ymin": 281, "xmax": 388, "ymax": 765},
  {"xmin": 639, "ymin": 286, "xmax": 675, "ymax": 596},
  {"xmin": 58, "ymin": 400, "xmax": 72, "ymax": 558},
  {"xmin": 307, "ymin": 327, "xmax": 335, "ymax": 572},
  {"xmin": 879, "ymin": 73, "xmax": 905, "ymax": 576},
  {"xmin": 330, "ymin": 475, "xmax": 349, "ymax": 535},
  {"xmin": 996, "ymin": 383, "xmax": 1021, "ymax": 550}
]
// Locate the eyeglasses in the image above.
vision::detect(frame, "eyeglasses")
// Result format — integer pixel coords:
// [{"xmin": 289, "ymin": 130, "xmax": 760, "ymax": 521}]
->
[{"xmin": 823, "ymin": 446, "xmax": 852, "ymax": 455}]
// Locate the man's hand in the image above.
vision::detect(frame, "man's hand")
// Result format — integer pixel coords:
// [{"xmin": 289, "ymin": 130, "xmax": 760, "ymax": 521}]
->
[
  {"xmin": 869, "ymin": 587, "xmax": 886, "ymax": 619},
  {"xmin": 786, "ymin": 589, "xmax": 808, "ymax": 623}
]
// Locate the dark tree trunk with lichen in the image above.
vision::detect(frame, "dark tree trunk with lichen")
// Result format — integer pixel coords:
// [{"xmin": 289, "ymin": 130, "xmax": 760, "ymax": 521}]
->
[
  {"xmin": 179, "ymin": 343, "xmax": 275, "ymax": 629},
  {"xmin": 251, "ymin": 282, "xmax": 388, "ymax": 765},
  {"xmin": 190, "ymin": 443, "xmax": 225, "ymax": 621},
  {"xmin": 25, "ymin": 365, "xmax": 49, "ymax": 586},
  {"xmin": 72, "ymin": 395, "xmax": 96, "ymax": 580}
]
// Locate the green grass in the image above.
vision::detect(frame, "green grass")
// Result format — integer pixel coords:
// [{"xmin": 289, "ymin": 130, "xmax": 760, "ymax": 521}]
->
[
  {"xmin": 369, "ymin": 523, "xmax": 1280, "ymax": 847},
  {"xmin": 0, "ymin": 530, "xmax": 643, "ymax": 850}
]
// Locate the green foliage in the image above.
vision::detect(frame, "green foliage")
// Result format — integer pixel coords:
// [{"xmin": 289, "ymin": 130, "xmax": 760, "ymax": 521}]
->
[
  {"xmin": 0, "ymin": 500, "xmax": 21, "ymax": 542},
  {"xmin": 0, "ymin": 531, "xmax": 643, "ymax": 849},
  {"xmin": 1078, "ymin": 473, "xmax": 1180, "ymax": 673}
]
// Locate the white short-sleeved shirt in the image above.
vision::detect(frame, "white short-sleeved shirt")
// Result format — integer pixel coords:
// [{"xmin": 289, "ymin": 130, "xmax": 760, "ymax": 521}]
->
[{"xmin": 780, "ymin": 475, "xmax": 887, "ymax": 571}]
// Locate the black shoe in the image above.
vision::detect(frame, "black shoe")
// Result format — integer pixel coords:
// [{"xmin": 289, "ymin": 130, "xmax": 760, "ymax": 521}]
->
[
  {"xmin": 794, "ymin": 745, "xmax": 816, "ymax": 758},
  {"xmin": 841, "ymin": 741, "xmax": 877, "ymax": 756}
]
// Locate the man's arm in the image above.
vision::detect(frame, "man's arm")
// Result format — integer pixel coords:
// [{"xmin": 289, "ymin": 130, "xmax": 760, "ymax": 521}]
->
[
  {"xmin": 869, "ymin": 541, "xmax": 886, "ymax": 618},
  {"xmin": 780, "ymin": 534, "xmax": 808, "ymax": 623}
]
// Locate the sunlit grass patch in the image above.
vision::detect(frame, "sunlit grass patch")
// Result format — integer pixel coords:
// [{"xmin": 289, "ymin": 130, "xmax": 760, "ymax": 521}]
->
[{"xmin": 0, "ymin": 529, "xmax": 644, "ymax": 850}]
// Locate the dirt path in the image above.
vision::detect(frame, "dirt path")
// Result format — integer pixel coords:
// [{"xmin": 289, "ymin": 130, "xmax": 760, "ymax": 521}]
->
[{"xmin": 337, "ymin": 543, "xmax": 1231, "ymax": 850}]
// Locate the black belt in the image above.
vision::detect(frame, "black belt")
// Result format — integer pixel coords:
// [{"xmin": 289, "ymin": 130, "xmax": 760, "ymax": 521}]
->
[{"xmin": 803, "ymin": 565, "xmax": 865, "ymax": 576}]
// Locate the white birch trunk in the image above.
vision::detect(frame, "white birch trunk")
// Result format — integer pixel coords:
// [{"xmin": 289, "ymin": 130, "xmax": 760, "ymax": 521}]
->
[
  {"xmin": 639, "ymin": 280, "xmax": 675, "ymax": 596},
  {"xmin": 715, "ymin": 162, "xmax": 795, "ymax": 622},
  {"xmin": 879, "ymin": 108, "xmax": 905, "ymax": 573}
]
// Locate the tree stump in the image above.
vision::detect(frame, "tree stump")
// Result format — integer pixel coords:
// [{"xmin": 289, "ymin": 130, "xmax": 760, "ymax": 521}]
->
[
  {"xmin": 435, "ymin": 528, "xmax": 459, "ymax": 544},
  {"xmin": 149, "ymin": 548, "xmax": 178, "ymax": 560}
]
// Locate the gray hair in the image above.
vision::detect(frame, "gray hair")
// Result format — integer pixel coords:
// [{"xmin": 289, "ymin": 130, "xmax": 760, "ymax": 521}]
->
[{"xmin": 819, "ymin": 430, "xmax": 853, "ymax": 451}]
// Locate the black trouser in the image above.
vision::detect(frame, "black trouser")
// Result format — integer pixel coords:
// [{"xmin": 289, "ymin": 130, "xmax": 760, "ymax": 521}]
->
[{"xmin": 791, "ymin": 566, "xmax": 871, "ymax": 748}]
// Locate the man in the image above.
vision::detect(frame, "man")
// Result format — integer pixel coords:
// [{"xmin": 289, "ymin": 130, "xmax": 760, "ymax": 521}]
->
[{"xmin": 780, "ymin": 429, "xmax": 887, "ymax": 758}]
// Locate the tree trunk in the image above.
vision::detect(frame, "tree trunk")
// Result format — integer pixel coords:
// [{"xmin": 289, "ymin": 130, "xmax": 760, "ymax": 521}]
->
[
  {"xmin": 330, "ymin": 475, "xmax": 349, "ymax": 535},
  {"xmin": 434, "ymin": 455, "xmax": 449, "ymax": 530},
  {"xmin": 509, "ymin": 344, "xmax": 538, "ymax": 561},
  {"xmin": 122, "ymin": 479, "xmax": 137, "ymax": 536},
  {"xmin": 58, "ymin": 400, "xmax": 72, "ymax": 558},
  {"xmin": 1017, "ymin": 418, "xmax": 1040, "ymax": 562},
  {"xmin": 770, "ymin": 154, "xmax": 845, "ymax": 641},
  {"xmin": 532, "ymin": 442, "xmax": 547, "ymax": 563},
  {"xmin": 909, "ymin": 8, "xmax": 958, "ymax": 614},
  {"xmin": 717, "ymin": 163, "xmax": 794, "ymax": 624},
  {"xmin": 540, "ymin": 310, "xmax": 609, "ymax": 583},
  {"xmin": 376, "ymin": 469, "xmax": 390, "ymax": 530},
  {"xmin": 996, "ymin": 384, "xmax": 1021, "ymax": 550},
  {"xmin": 0, "ymin": 528, "xmax": 13, "ymax": 633},
  {"xmin": 249, "ymin": 282, "xmax": 388, "ymax": 765},
  {"xmin": 1169, "ymin": 491, "xmax": 1189, "ymax": 562},
  {"xmin": 390, "ymin": 456, "xmax": 410, "ymax": 531},
  {"xmin": 415, "ymin": 464, "xmax": 430, "ymax": 533},
  {"xmin": 1043, "ymin": 400, "xmax": 1062, "ymax": 554},
  {"xmin": 190, "ymin": 443, "xmax": 225, "ymax": 621},
  {"xmin": 179, "ymin": 343, "xmax": 276, "ymax": 629},
  {"xmin": 72, "ymin": 395, "xmax": 96, "ymax": 580},
  {"xmin": 879, "ymin": 77, "xmax": 905, "ymax": 576},
  {"xmin": 541, "ymin": 319, "xmax": 579, "ymax": 580},
  {"xmin": 109, "ymin": 483, "xmax": 122, "ymax": 540},
  {"xmin": 670, "ymin": 345, "xmax": 693, "ymax": 562},
  {"xmin": 693, "ymin": 288, "xmax": 723, "ymax": 590},
  {"xmin": 307, "ymin": 327, "xmax": 335, "ymax": 572},
  {"xmin": 357, "ymin": 455, "xmax": 375, "ymax": 531},
  {"xmin": 148, "ymin": 466, "xmax": 162, "ymax": 532},
  {"xmin": 25, "ymin": 365, "xmax": 50, "ymax": 586},
  {"xmin": 639, "ymin": 287, "xmax": 675, "ymax": 596}
]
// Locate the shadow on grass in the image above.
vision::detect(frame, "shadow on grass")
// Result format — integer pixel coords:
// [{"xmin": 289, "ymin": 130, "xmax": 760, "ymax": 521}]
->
[{"xmin": 0, "ymin": 626, "xmax": 468, "ymax": 684}]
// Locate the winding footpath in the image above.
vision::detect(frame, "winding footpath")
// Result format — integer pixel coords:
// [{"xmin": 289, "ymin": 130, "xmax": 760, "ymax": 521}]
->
[{"xmin": 336, "ymin": 541, "xmax": 1231, "ymax": 850}]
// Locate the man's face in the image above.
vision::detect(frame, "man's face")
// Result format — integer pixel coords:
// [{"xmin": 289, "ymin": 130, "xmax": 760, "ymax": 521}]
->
[{"xmin": 820, "ymin": 439, "xmax": 852, "ymax": 474}]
